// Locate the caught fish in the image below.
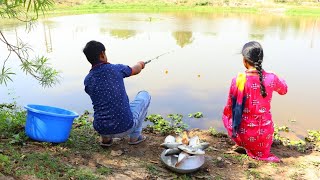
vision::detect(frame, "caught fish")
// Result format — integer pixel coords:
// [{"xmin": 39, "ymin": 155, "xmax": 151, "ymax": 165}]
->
[
  {"xmin": 178, "ymin": 145, "xmax": 205, "ymax": 155},
  {"xmin": 181, "ymin": 131, "xmax": 189, "ymax": 145},
  {"xmin": 164, "ymin": 135, "xmax": 176, "ymax": 143},
  {"xmin": 175, "ymin": 155, "xmax": 205, "ymax": 169},
  {"xmin": 190, "ymin": 142, "xmax": 210, "ymax": 150},
  {"xmin": 175, "ymin": 152, "xmax": 189, "ymax": 167},
  {"xmin": 160, "ymin": 142, "xmax": 182, "ymax": 149},
  {"xmin": 164, "ymin": 148, "xmax": 182, "ymax": 156},
  {"xmin": 188, "ymin": 136, "xmax": 200, "ymax": 146},
  {"xmin": 175, "ymin": 136, "xmax": 182, "ymax": 143},
  {"xmin": 165, "ymin": 155, "xmax": 178, "ymax": 166}
]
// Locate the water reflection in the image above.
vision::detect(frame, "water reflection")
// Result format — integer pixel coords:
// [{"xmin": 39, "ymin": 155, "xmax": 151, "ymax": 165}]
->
[
  {"xmin": 0, "ymin": 12, "xmax": 319, "ymax": 137},
  {"xmin": 249, "ymin": 34, "xmax": 264, "ymax": 40},
  {"xmin": 109, "ymin": 29, "xmax": 137, "ymax": 39},
  {"xmin": 43, "ymin": 24, "xmax": 53, "ymax": 53},
  {"xmin": 172, "ymin": 31, "xmax": 194, "ymax": 48}
]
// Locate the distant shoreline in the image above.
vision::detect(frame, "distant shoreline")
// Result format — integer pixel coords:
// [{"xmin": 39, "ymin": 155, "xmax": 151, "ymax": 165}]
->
[{"xmin": 47, "ymin": 1, "xmax": 320, "ymax": 16}]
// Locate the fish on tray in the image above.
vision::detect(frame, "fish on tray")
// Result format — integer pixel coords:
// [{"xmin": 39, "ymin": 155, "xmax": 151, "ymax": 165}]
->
[
  {"xmin": 164, "ymin": 148, "xmax": 182, "ymax": 156},
  {"xmin": 175, "ymin": 152, "xmax": 189, "ymax": 167},
  {"xmin": 160, "ymin": 142, "xmax": 183, "ymax": 149},
  {"xmin": 164, "ymin": 135, "xmax": 176, "ymax": 143},
  {"xmin": 178, "ymin": 145, "xmax": 205, "ymax": 155}
]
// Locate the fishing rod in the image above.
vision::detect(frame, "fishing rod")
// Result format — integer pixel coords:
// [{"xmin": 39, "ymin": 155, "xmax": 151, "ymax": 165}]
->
[{"xmin": 144, "ymin": 50, "xmax": 174, "ymax": 65}]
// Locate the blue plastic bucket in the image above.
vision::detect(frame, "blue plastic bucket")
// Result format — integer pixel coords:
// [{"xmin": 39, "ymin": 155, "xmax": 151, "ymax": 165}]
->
[{"xmin": 24, "ymin": 104, "xmax": 79, "ymax": 143}]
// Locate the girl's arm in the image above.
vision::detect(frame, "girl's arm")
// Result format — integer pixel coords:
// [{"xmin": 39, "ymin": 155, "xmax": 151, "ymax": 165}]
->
[{"xmin": 274, "ymin": 74, "xmax": 288, "ymax": 95}]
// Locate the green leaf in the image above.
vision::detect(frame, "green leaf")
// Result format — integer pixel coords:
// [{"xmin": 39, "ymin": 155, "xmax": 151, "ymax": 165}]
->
[
  {"xmin": 188, "ymin": 112, "xmax": 203, "ymax": 118},
  {"xmin": 0, "ymin": 67, "xmax": 15, "ymax": 86}
]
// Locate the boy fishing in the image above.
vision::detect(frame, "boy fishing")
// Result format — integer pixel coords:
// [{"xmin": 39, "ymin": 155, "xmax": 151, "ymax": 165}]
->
[{"xmin": 83, "ymin": 40, "xmax": 151, "ymax": 146}]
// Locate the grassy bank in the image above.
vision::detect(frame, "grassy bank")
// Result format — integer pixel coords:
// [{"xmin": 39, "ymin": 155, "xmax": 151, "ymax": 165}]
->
[
  {"xmin": 48, "ymin": 3, "xmax": 258, "ymax": 16},
  {"xmin": 0, "ymin": 104, "xmax": 320, "ymax": 179},
  {"xmin": 46, "ymin": 0, "xmax": 320, "ymax": 16}
]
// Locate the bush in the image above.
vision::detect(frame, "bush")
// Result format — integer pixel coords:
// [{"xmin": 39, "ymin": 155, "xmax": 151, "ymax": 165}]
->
[{"xmin": 0, "ymin": 103, "xmax": 26, "ymax": 138}]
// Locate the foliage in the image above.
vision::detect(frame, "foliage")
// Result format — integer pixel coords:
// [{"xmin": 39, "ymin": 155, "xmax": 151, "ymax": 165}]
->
[
  {"xmin": 188, "ymin": 112, "xmax": 203, "ymax": 118},
  {"xmin": 0, "ymin": 106, "xmax": 106, "ymax": 179},
  {"xmin": 0, "ymin": 0, "xmax": 54, "ymax": 20},
  {"xmin": 9, "ymin": 131, "xmax": 28, "ymax": 145},
  {"xmin": 305, "ymin": 130, "xmax": 320, "ymax": 142},
  {"xmin": 66, "ymin": 168, "xmax": 99, "ymax": 180},
  {"xmin": 273, "ymin": 125, "xmax": 308, "ymax": 152},
  {"xmin": 3, "ymin": 147, "xmax": 99, "ymax": 179},
  {"xmin": 0, "ymin": 0, "xmax": 59, "ymax": 87},
  {"xmin": 96, "ymin": 166, "xmax": 112, "ymax": 176},
  {"xmin": 64, "ymin": 123, "xmax": 99, "ymax": 152},
  {"xmin": 245, "ymin": 169, "xmax": 262, "ymax": 179},
  {"xmin": 0, "ymin": 154, "xmax": 10, "ymax": 172},
  {"xmin": 146, "ymin": 164, "xmax": 159, "ymax": 175},
  {"xmin": 145, "ymin": 114, "xmax": 188, "ymax": 135},
  {"xmin": 208, "ymin": 127, "xmax": 228, "ymax": 138},
  {"xmin": 208, "ymin": 127, "xmax": 218, "ymax": 135},
  {"xmin": 0, "ymin": 103, "xmax": 26, "ymax": 139},
  {"xmin": 73, "ymin": 110, "xmax": 92, "ymax": 128}
]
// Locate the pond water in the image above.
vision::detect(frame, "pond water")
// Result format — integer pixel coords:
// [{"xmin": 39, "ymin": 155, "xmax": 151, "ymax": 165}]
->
[{"xmin": 0, "ymin": 12, "xmax": 319, "ymax": 137}]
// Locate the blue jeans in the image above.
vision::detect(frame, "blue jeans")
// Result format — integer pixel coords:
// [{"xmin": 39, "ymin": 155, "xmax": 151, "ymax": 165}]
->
[{"xmin": 101, "ymin": 90, "xmax": 151, "ymax": 139}]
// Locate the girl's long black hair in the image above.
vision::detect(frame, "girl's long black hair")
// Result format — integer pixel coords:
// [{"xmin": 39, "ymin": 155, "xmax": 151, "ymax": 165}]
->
[{"xmin": 241, "ymin": 41, "xmax": 267, "ymax": 98}]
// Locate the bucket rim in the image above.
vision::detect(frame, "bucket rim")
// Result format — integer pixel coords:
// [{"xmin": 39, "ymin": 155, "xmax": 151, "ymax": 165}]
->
[{"xmin": 24, "ymin": 104, "xmax": 79, "ymax": 118}]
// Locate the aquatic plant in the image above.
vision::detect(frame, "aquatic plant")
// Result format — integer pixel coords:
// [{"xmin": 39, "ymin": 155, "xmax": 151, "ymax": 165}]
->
[
  {"xmin": 273, "ymin": 125, "xmax": 320, "ymax": 152},
  {"xmin": 73, "ymin": 110, "xmax": 92, "ymax": 128},
  {"xmin": 145, "ymin": 114, "xmax": 188, "ymax": 135},
  {"xmin": 188, "ymin": 112, "xmax": 203, "ymax": 118},
  {"xmin": 305, "ymin": 130, "xmax": 320, "ymax": 142}
]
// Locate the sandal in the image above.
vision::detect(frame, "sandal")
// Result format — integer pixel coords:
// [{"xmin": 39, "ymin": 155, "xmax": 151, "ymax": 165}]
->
[
  {"xmin": 100, "ymin": 139, "xmax": 113, "ymax": 147},
  {"xmin": 128, "ymin": 135, "xmax": 146, "ymax": 145}
]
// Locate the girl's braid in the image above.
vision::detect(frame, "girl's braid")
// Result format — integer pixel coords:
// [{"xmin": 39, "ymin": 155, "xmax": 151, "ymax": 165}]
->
[
  {"xmin": 242, "ymin": 41, "xmax": 267, "ymax": 98},
  {"xmin": 254, "ymin": 54, "xmax": 267, "ymax": 98}
]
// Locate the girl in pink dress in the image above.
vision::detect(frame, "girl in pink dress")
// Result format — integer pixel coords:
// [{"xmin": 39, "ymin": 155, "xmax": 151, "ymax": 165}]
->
[{"xmin": 222, "ymin": 41, "xmax": 288, "ymax": 162}]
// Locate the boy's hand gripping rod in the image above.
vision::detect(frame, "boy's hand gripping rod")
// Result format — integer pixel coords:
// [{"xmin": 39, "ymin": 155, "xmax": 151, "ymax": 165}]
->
[{"xmin": 144, "ymin": 50, "xmax": 174, "ymax": 65}]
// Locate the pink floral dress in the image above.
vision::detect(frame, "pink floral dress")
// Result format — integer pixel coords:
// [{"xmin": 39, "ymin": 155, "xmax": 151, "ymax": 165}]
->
[{"xmin": 222, "ymin": 70, "xmax": 288, "ymax": 162}]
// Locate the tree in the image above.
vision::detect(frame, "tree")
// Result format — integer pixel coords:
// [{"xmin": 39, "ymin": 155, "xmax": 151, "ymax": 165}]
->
[{"xmin": 0, "ymin": 0, "xmax": 59, "ymax": 87}]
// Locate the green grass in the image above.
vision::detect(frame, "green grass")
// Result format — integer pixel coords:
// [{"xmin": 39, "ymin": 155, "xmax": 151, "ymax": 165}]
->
[
  {"xmin": 47, "ymin": 3, "xmax": 258, "ymax": 16},
  {"xmin": 245, "ymin": 169, "xmax": 262, "ymax": 179},
  {"xmin": 286, "ymin": 7, "xmax": 320, "ymax": 16},
  {"xmin": 0, "ymin": 136, "xmax": 104, "ymax": 179},
  {"xmin": 96, "ymin": 166, "xmax": 112, "ymax": 176},
  {"xmin": 146, "ymin": 164, "xmax": 159, "ymax": 176},
  {"xmin": 1, "ymin": 104, "xmax": 320, "ymax": 179},
  {"xmin": 42, "ymin": 1, "xmax": 320, "ymax": 17},
  {"xmin": 0, "ymin": 105, "xmax": 106, "ymax": 179}
]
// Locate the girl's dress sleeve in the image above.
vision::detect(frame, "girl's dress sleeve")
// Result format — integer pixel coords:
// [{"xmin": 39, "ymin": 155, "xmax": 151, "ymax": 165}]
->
[
  {"xmin": 223, "ymin": 78, "xmax": 236, "ymax": 119},
  {"xmin": 274, "ymin": 74, "xmax": 288, "ymax": 95}
]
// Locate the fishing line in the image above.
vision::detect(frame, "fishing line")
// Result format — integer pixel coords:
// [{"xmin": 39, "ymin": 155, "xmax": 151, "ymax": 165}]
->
[{"xmin": 144, "ymin": 50, "xmax": 175, "ymax": 65}]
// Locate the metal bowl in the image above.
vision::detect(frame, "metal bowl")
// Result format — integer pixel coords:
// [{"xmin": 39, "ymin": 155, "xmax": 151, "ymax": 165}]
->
[{"xmin": 160, "ymin": 150, "xmax": 205, "ymax": 174}]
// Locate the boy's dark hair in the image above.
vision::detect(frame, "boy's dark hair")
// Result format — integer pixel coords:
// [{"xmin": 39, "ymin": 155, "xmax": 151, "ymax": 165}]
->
[
  {"xmin": 241, "ymin": 41, "xmax": 267, "ymax": 98},
  {"xmin": 83, "ymin": 40, "xmax": 106, "ymax": 65}
]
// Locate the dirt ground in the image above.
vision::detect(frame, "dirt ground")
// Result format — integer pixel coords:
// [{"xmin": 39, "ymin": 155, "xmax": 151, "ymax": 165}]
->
[
  {"xmin": 6, "ymin": 129, "xmax": 318, "ymax": 180},
  {"xmin": 100, "ymin": 129, "xmax": 320, "ymax": 180}
]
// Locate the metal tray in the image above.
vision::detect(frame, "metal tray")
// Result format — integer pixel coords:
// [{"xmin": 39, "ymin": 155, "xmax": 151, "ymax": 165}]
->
[{"xmin": 160, "ymin": 150, "xmax": 205, "ymax": 174}]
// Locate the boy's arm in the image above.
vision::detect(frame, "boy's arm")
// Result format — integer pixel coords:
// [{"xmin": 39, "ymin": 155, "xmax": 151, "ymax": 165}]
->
[{"xmin": 131, "ymin": 61, "xmax": 145, "ymax": 76}]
